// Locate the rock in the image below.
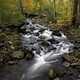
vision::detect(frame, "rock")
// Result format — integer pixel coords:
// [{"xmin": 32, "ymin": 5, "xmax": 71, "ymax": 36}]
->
[
  {"xmin": 48, "ymin": 69, "xmax": 57, "ymax": 79},
  {"xmin": 11, "ymin": 51, "xmax": 24, "ymax": 59},
  {"xmin": 73, "ymin": 41, "xmax": 80, "ymax": 51},
  {"xmin": 52, "ymin": 30, "xmax": 61, "ymax": 36},
  {"xmin": 78, "ymin": 74, "xmax": 80, "ymax": 78},
  {"xmin": 63, "ymin": 61, "xmax": 70, "ymax": 67},
  {"xmin": 54, "ymin": 78, "xmax": 60, "ymax": 80},
  {"xmin": 71, "ymin": 60, "xmax": 80, "ymax": 66},
  {"xmin": 0, "ymin": 43, "xmax": 4, "ymax": 48},
  {"xmin": 25, "ymin": 53, "xmax": 33, "ymax": 60},
  {"xmin": 8, "ymin": 61, "xmax": 17, "ymax": 65},
  {"xmin": 63, "ymin": 54, "xmax": 73, "ymax": 63},
  {"xmin": 8, "ymin": 41, "xmax": 13, "ymax": 45},
  {"xmin": 48, "ymin": 68, "xmax": 64, "ymax": 79},
  {"xmin": 0, "ymin": 28, "xmax": 26, "ymax": 64},
  {"xmin": 10, "ymin": 46, "xmax": 15, "ymax": 50}
]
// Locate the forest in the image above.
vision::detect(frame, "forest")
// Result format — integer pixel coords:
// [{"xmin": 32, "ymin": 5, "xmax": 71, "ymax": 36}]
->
[{"xmin": 0, "ymin": 0, "xmax": 80, "ymax": 80}]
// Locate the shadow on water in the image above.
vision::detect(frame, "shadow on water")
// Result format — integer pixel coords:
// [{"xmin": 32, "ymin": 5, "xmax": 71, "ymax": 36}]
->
[
  {"xmin": 0, "ymin": 59, "xmax": 66, "ymax": 80},
  {"xmin": 0, "ymin": 58, "xmax": 79, "ymax": 80}
]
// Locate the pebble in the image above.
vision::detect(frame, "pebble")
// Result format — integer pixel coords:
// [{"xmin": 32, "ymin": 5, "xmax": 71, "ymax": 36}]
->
[
  {"xmin": 10, "ymin": 46, "xmax": 15, "ymax": 50},
  {"xmin": 63, "ymin": 61, "xmax": 70, "ymax": 67},
  {"xmin": 54, "ymin": 77, "xmax": 60, "ymax": 80},
  {"xmin": 8, "ymin": 61, "xmax": 17, "ymax": 65}
]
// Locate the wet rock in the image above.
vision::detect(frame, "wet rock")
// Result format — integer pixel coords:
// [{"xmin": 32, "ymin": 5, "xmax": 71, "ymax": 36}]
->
[
  {"xmin": 8, "ymin": 41, "xmax": 13, "ymax": 45},
  {"xmin": 70, "ymin": 60, "xmax": 80, "ymax": 66},
  {"xmin": 78, "ymin": 74, "xmax": 80, "ymax": 78},
  {"xmin": 63, "ymin": 54, "xmax": 74, "ymax": 63},
  {"xmin": 8, "ymin": 61, "xmax": 18, "ymax": 65},
  {"xmin": 54, "ymin": 78, "xmax": 60, "ymax": 80},
  {"xmin": 73, "ymin": 41, "xmax": 80, "ymax": 51},
  {"xmin": 52, "ymin": 30, "xmax": 61, "ymax": 36},
  {"xmin": 48, "ymin": 69, "xmax": 57, "ymax": 79},
  {"xmin": 63, "ymin": 61, "xmax": 70, "ymax": 67},
  {"xmin": 25, "ymin": 52, "xmax": 34, "ymax": 60},
  {"xmin": 48, "ymin": 38, "xmax": 59, "ymax": 44},
  {"xmin": 10, "ymin": 45, "xmax": 15, "ymax": 50},
  {"xmin": 0, "ymin": 43, "xmax": 4, "ymax": 48},
  {"xmin": 22, "ymin": 49, "xmax": 34, "ymax": 60},
  {"xmin": 11, "ymin": 51, "xmax": 24, "ymax": 59},
  {"xmin": 48, "ymin": 68, "xmax": 65, "ymax": 79}
]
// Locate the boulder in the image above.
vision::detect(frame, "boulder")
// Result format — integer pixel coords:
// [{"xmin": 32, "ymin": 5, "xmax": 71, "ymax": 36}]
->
[{"xmin": 11, "ymin": 50, "xmax": 24, "ymax": 59}]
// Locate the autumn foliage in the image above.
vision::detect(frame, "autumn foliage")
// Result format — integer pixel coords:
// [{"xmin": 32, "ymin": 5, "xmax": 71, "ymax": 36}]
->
[
  {"xmin": 22, "ymin": 0, "xmax": 74, "ymax": 25},
  {"xmin": 0, "ymin": 0, "xmax": 74, "ymax": 26}
]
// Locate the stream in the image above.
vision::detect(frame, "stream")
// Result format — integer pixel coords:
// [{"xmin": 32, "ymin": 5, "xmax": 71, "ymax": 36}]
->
[{"xmin": 0, "ymin": 19, "xmax": 80, "ymax": 80}]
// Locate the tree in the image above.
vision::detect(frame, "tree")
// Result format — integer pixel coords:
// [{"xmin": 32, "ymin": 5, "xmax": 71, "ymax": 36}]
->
[
  {"xmin": 0, "ymin": 0, "xmax": 25, "ymax": 27},
  {"xmin": 19, "ymin": 0, "xmax": 25, "ymax": 16},
  {"xmin": 72, "ymin": 0, "xmax": 78, "ymax": 25}
]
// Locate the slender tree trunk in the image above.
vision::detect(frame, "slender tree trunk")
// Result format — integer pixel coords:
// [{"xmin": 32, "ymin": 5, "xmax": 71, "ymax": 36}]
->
[
  {"xmin": 76, "ymin": 0, "xmax": 80, "ymax": 25},
  {"xmin": 72, "ymin": 0, "xmax": 78, "ymax": 25},
  {"xmin": 19, "ymin": 0, "xmax": 25, "ymax": 16},
  {"xmin": 53, "ymin": 0, "xmax": 57, "ymax": 23}
]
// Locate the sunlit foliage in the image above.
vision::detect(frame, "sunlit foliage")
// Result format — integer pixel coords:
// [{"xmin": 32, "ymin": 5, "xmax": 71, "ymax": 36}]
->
[
  {"xmin": 55, "ymin": 0, "xmax": 74, "ymax": 24},
  {"xmin": 22, "ymin": 0, "xmax": 34, "ymax": 13},
  {"xmin": 23, "ymin": 0, "xmax": 74, "ymax": 25},
  {"xmin": 0, "ymin": 0, "xmax": 75, "ymax": 26}
]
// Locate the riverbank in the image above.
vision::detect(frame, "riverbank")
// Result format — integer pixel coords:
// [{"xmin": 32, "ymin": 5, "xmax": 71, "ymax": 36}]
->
[{"xmin": 0, "ymin": 16, "xmax": 80, "ymax": 80}]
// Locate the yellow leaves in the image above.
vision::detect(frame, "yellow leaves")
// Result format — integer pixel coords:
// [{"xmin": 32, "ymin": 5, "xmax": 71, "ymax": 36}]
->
[
  {"xmin": 21, "ymin": 0, "xmax": 74, "ymax": 26},
  {"xmin": 22, "ymin": 0, "xmax": 34, "ymax": 13},
  {"xmin": 22, "ymin": 0, "xmax": 50, "ymax": 13},
  {"xmin": 55, "ymin": 0, "xmax": 74, "ymax": 25},
  {"xmin": 39, "ymin": 0, "xmax": 49, "ymax": 6}
]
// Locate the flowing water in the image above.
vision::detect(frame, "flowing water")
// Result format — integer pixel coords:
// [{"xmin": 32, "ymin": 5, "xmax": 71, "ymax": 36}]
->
[
  {"xmin": 21, "ymin": 19, "xmax": 74, "ymax": 80},
  {"xmin": 0, "ymin": 19, "xmax": 76, "ymax": 80}
]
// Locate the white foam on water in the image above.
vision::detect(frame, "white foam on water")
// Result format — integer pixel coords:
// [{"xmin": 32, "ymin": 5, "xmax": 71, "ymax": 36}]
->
[
  {"xmin": 21, "ymin": 19, "xmax": 74, "ymax": 80},
  {"xmin": 40, "ymin": 29, "xmax": 52, "ymax": 40}
]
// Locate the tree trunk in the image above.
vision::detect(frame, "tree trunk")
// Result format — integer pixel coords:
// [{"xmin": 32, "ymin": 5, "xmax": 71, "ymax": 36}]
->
[
  {"xmin": 19, "ymin": 0, "xmax": 25, "ymax": 16},
  {"xmin": 76, "ymin": 0, "xmax": 80, "ymax": 25},
  {"xmin": 72, "ymin": 0, "xmax": 78, "ymax": 25}
]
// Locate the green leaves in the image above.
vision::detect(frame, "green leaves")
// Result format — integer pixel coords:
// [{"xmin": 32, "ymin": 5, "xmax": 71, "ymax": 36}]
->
[
  {"xmin": 0, "ymin": 0, "xmax": 74, "ymax": 26},
  {"xmin": 0, "ymin": 0, "xmax": 25, "ymax": 27}
]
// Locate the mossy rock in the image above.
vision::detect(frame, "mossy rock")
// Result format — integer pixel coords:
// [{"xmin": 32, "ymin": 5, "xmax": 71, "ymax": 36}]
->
[
  {"xmin": 48, "ymin": 68, "xmax": 65, "ymax": 79},
  {"xmin": 11, "ymin": 50, "xmax": 24, "ymax": 59}
]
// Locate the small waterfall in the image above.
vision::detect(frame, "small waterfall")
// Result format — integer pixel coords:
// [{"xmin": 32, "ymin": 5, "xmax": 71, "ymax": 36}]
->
[{"xmin": 21, "ymin": 19, "xmax": 74, "ymax": 80}]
